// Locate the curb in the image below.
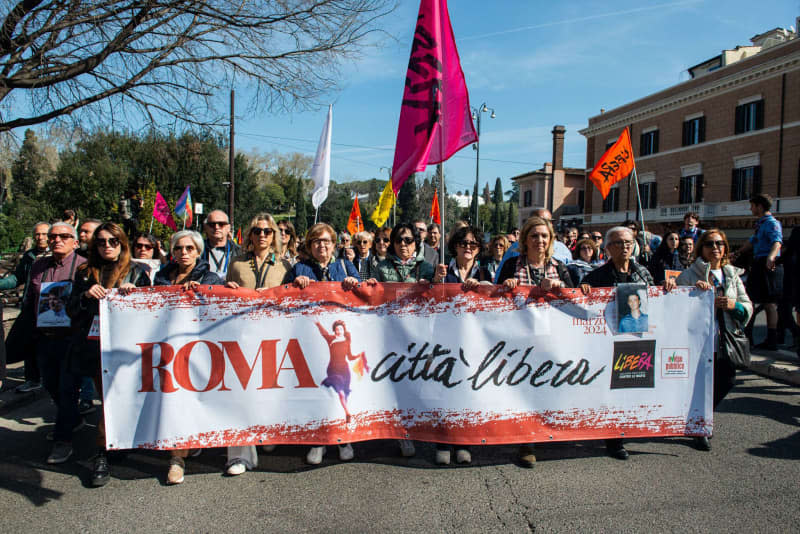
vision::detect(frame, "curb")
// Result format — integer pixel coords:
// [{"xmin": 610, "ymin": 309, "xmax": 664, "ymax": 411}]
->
[{"xmin": 747, "ymin": 354, "xmax": 800, "ymax": 387}]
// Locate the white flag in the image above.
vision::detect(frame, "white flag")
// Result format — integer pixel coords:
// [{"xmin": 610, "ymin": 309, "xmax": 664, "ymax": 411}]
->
[{"xmin": 311, "ymin": 105, "xmax": 332, "ymax": 209}]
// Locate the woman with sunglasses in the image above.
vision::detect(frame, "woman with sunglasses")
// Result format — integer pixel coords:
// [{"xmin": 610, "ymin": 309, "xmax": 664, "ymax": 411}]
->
[
  {"xmin": 373, "ymin": 223, "xmax": 445, "ymax": 284},
  {"xmin": 567, "ymin": 238, "xmax": 601, "ymax": 286},
  {"xmin": 277, "ymin": 220, "xmax": 298, "ymax": 265},
  {"xmin": 153, "ymin": 230, "xmax": 223, "ymax": 484},
  {"xmin": 372, "ymin": 227, "xmax": 392, "ymax": 262},
  {"xmin": 676, "ymin": 229, "xmax": 752, "ymax": 451},
  {"xmin": 286, "ymin": 223, "xmax": 361, "ymax": 465},
  {"xmin": 370, "ymin": 223, "xmax": 445, "ymax": 459},
  {"xmin": 496, "ymin": 216, "xmax": 574, "ymax": 468},
  {"xmin": 223, "ymin": 213, "xmax": 292, "ymax": 476},
  {"xmin": 131, "ymin": 233, "xmax": 162, "ymax": 261},
  {"xmin": 131, "ymin": 233, "xmax": 162, "ymax": 282},
  {"xmin": 431, "ymin": 225, "xmax": 491, "ymax": 465},
  {"xmin": 484, "ymin": 235, "xmax": 509, "ymax": 281},
  {"xmin": 67, "ymin": 223, "xmax": 151, "ymax": 487}
]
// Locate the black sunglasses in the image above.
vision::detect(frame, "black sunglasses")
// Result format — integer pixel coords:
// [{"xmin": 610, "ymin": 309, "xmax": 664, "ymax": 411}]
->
[
  {"xmin": 251, "ymin": 227, "xmax": 274, "ymax": 236},
  {"xmin": 394, "ymin": 237, "xmax": 415, "ymax": 245},
  {"xmin": 206, "ymin": 221, "xmax": 229, "ymax": 227},
  {"xmin": 96, "ymin": 237, "xmax": 120, "ymax": 248}
]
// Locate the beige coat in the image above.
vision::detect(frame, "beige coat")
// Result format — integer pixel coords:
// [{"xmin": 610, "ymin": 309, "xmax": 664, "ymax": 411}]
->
[{"xmin": 226, "ymin": 253, "xmax": 291, "ymax": 289}]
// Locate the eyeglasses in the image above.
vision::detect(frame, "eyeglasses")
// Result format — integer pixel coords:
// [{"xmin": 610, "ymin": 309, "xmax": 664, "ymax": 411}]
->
[
  {"xmin": 457, "ymin": 240, "xmax": 480, "ymax": 249},
  {"xmin": 580, "ymin": 246, "xmax": 594, "ymax": 252},
  {"xmin": 376, "ymin": 237, "xmax": 391, "ymax": 243},
  {"xmin": 310, "ymin": 238, "xmax": 333, "ymax": 246},
  {"xmin": 357, "ymin": 240, "xmax": 371, "ymax": 245},
  {"xmin": 134, "ymin": 242, "xmax": 154, "ymax": 250},
  {"xmin": 173, "ymin": 245, "xmax": 196, "ymax": 252},
  {"xmin": 48, "ymin": 233, "xmax": 74, "ymax": 241},
  {"xmin": 206, "ymin": 221, "xmax": 229, "ymax": 227},
  {"xmin": 96, "ymin": 237, "xmax": 120, "ymax": 248},
  {"xmin": 278, "ymin": 228, "xmax": 289, "ymax": 234},
  {"xmin": 414, "ymin": 227, "xmax": 426, "ymax": 233},
  {"xmin": 251, "ymin": 227, "xmax": 274, "ymax": 236},
  {"xmin": 702, "ymin": 240, "xmax": 725, "ymax": 249},
  {"xmin": 591, "ymin": 234, "xmax": 603, "ymax": 240},
  {"xmin": 609, "ymin": 240, "xmax": 635, "ymax": 248},
  {"xmin": 395, "ymin": 237, "xmax": 415, "ymax": 245}
]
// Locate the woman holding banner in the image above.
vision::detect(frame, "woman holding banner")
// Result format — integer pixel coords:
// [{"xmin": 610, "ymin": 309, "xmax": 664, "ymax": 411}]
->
[
  {"xmin": 287, "ymin": 223, "xmax": 362, "ymax": 465},
  {"xmin": 496, "ymin": 216, "xmax": 574, "ymax": 468},
  {"xmin": 434, "ymin": 225, "xmax": 491, "ymax": 465},
  {"xmin": 676, "ymin": 229, "xmax": 752, "ymax": 451},
  {"xmin": 154, "ymin": 230, "xmax": 223, "ymax": 485},
  {"xmin": 67, "ymin": 222, "xmax": 151, "ymax": 487},
  {"xmin": 223, "ymin": 213, "xmax": 292, "ymax": 476},
  {"xmin": 373, "ymin": 223, "xmax": 445, "ymax": 284}
]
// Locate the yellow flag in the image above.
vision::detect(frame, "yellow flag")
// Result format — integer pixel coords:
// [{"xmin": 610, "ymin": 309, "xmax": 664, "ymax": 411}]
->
[{"xmin": 370, "ymin": 181, "xmax": 395, "ymax": 227}]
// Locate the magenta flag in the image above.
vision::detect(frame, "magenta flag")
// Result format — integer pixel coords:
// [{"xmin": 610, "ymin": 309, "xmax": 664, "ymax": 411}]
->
[
  {"xmin": 153, "ymin": 191, "xmax": 178, "ymax": 231},
  {"xmin": 391, "ymin": 0, "xmax": 477, "ymax": 194}
]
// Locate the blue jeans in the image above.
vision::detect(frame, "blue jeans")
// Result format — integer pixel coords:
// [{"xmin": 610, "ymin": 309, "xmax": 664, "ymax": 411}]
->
[{"xmin": 36, "ymin": 336, "xmax": 80, "ymax": 443}]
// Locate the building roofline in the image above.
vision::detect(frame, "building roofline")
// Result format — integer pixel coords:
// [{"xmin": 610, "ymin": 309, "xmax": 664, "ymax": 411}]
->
[{"xmin": 579, "ymin": 37, "xmax": 800, "ymax": 137}]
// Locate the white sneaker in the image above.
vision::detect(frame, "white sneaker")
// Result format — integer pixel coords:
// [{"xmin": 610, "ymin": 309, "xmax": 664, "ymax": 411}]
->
[
  {"xmin": 435, "ymin": 449, "xmax": 451, "ymax": 465},
  {"xmin": 398, "ymin": 440, "xmax": 416, "ymax": 457},
  {"xmin": 226, "ymin": 461, "xmax": 246, "ymax": 476},
  {"xmin": 338, "ymin": 443, "xmax": 354, "ymax": 461},
  {"xmin": 455, "ymin": 449, "xmax": 472, "ymax": 464},
  {"xmin": 306, "ymin": 446, "xmax": 325, "ymax": 465},
  {"xmin": 261, "ymin": 445, "xmax": 276, "ymax": 453}
]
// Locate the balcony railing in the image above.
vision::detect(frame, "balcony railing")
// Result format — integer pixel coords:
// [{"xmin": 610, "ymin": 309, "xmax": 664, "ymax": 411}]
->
[{"xmin": 582, "ymin": 197, "xmax": 800, "ymax": 224}]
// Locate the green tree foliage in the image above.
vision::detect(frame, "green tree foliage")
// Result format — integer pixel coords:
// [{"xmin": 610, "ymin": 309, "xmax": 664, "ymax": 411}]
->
[
  {"xmin": 492, "ymin": 177, "xmax": 504, "ymax": 235},
  {"xmin": 397, "ymin": 174, "xmax": 419, "ymax": 224},
  {"xmin": 506, "ymin": 199, "xmax": 518, "ymax": 231},
  {"xmin": 294, "ymin": 176, "xmax": 308, "ymax": 237}
]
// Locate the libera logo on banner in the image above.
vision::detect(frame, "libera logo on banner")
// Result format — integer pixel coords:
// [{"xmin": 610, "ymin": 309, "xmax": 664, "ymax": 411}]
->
[
  {"xmin": 661, "ymin": 348, "xmax": 689, "ymax": 379},
  {"xmin": 610, "ymin": 340, "xmax": 656, "ymax": 389}
]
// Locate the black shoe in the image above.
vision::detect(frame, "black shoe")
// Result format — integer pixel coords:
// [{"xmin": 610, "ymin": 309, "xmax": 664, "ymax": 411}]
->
[
  {"xmin": 91, "ymin": 454, "xmax": 111, "ymax": 487},
  {"xmin": 693, "ymin": 436, "xmax": 711, "ymax": 451},
  {"xmin": 78, "ymin": 400, "xmax": 96, "ymax": 415},
  {"xmin": 607, "ymin": 442, "xmax": 629, "ymax": 460}
]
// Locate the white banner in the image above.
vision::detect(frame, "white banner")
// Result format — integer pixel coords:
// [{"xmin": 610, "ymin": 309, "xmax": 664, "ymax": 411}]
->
[{"xmin": 100, "ymin": 283, "xmax": 714, "ymax": 450}]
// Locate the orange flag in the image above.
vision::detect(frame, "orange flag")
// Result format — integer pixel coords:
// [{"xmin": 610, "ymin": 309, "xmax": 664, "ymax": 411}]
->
[
  {"xmin": 347, "ymin": 196, "xmax": 364, "ymax": 235},
  {"xmin": 430, "ymin": 189, "xmax": 441, "ymax": 224},
  {"xmin": 588, "ymin": 127, "xmax": 635, "ymax": 199},
  {"xmin": 236, "ymin": 227, "xmax": 242, "ymax": 245}
]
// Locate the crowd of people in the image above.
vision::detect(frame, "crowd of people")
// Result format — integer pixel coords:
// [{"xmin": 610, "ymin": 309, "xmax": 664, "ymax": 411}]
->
[{"xmin": 0, "ymin": 192, "xmax": 797, "ymax": 487}]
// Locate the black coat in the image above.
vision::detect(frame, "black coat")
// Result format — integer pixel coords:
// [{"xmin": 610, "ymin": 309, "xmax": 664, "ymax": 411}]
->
[
  {"xmin": 153, "ymin": 258, "xmax": 223, "ymax": 286},
  {"xmin": 66, "ymin": 263, "xmax": 152, "ymax": 376},
  {"xmin": 582, "ymin": 260, "xmax": 654, "ymax": 288}
]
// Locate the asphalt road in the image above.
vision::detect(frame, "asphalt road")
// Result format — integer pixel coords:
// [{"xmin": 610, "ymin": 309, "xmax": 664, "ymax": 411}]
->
[{"xmin": 1, "ymin": 370, "xmax": 798, "ymax": 533}]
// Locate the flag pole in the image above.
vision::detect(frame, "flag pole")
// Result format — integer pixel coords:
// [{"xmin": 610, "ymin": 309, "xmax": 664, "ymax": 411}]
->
[
  {"xmin": 149, "ymin": 217, "xmax": 154, "ymax": 234},
  {"xmin": 314, "ymin": 208, "xmax": 319, "ymax": 224},
  {"xmin": 632, "ymin": 167, "xmax": 646, "ymax": 236}
]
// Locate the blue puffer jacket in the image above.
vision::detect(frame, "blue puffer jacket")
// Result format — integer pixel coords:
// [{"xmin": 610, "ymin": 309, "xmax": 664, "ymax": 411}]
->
[{"xmin": 287, "ymin": 257, "xmax": 360, "ymax": 283}]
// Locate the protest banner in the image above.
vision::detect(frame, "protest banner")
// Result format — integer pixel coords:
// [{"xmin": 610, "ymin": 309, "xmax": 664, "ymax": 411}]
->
[{"xmin": 100, "ymin": 283, "xmax": 714, "ymax": 450}]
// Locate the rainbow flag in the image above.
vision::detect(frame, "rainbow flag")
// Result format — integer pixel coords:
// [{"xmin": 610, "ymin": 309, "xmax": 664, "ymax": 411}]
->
[{"xmin": 175, "ymin": 186, "xmax": 193, "ymax": 227}]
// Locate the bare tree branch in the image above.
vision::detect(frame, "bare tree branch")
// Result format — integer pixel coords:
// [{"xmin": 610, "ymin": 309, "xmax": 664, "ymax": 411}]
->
[{"xmin": 0, "ymin": 0, "xmax": 396, "ymax": 132}]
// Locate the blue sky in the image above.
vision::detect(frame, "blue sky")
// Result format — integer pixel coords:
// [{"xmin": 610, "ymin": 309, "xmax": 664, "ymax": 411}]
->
[{"xmin": 234, "ymin": 0, "xmax": 798, "ymax": 196}]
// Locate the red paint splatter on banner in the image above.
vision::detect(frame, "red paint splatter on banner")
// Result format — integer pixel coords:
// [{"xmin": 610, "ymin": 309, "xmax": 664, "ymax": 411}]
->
[
  {"xmin": 106, "ymin": 284, "xmax": 687, "ymax": 321},
  {"xmin": 122, "ymin": 409, "xmax": 710, "ymax": 451}
]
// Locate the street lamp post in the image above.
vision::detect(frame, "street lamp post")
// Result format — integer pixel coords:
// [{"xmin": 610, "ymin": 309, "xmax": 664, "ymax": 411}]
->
[{"xmin": 471, "ymin": 103, "xmax": 495, "ymax": 228}]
